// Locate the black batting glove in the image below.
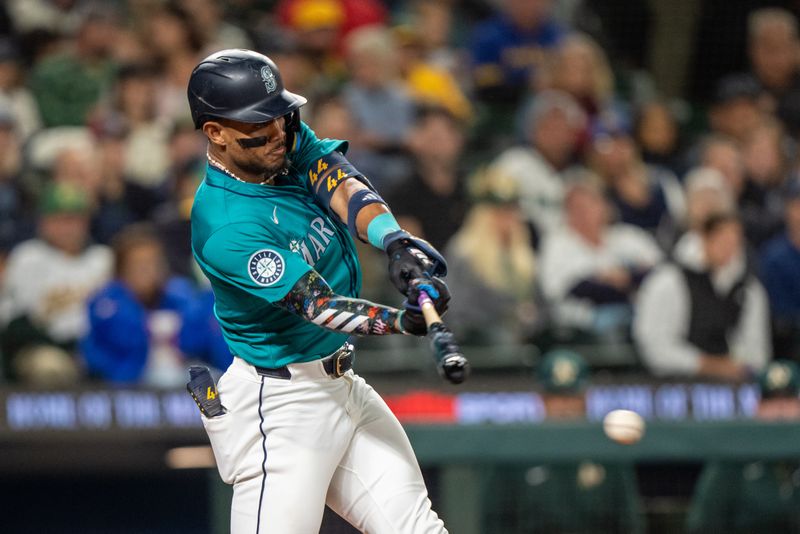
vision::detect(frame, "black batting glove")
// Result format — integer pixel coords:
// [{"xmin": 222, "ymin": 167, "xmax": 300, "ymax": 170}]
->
[
  {"xmin": 405, "ymin": 276, "xmax": 450, "ymax": 315},
  {"xmin": 399, "ymin": 277, "xmax": 451, "ymax": 336},
  {"xmin": 400, "ymin": 309, "xmax": 427, "ymax": 336},
  {"xmin": 384, "ymin": 230, "xmax": 447, "ymax": 297}
]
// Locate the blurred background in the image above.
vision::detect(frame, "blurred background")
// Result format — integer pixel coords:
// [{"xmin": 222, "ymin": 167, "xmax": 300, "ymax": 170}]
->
[{"xmin": 1, "ymin": 0, "xmax": 800, "ymax": 532}]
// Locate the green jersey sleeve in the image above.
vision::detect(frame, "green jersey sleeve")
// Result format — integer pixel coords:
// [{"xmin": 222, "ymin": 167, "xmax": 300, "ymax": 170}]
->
[
  {"xmin": 200, "ymin": 222, "xmax": 311, "ymax": 303},
  {"xmin": 290, "ymin": 121, "xmax": 349, "ymax": 190}
]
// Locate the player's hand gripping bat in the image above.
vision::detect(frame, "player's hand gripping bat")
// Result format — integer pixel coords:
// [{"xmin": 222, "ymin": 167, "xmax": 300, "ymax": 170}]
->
[{"xmin": 418, "ymin": 291, "xmax": 470, "ymax": 384}]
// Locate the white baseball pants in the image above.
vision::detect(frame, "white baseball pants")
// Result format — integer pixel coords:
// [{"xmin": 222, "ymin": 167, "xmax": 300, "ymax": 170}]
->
[{"xmin": 202, "ymin": 356, "xmax": 448, "ymax": 534}]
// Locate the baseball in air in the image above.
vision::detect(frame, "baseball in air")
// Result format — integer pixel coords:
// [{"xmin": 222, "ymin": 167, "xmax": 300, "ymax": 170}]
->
[{"xmin": 602, "ymin": 410, "xmax": 645, "ymax": 445}]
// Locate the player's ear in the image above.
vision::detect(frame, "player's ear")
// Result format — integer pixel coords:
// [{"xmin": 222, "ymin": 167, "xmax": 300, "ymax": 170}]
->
[{"xmin": 203, "ymin": 121, "xmax": 227, "ymax": 147}]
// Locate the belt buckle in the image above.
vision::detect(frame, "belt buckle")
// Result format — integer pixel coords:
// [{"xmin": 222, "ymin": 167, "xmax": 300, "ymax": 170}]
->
[
  {"xmin": 332, "ymin": 343, "xmax": 354, "ymax": 378},
  {"xmin": 334, "ymin": 352, "xmax": 346, "ymax": 377}
]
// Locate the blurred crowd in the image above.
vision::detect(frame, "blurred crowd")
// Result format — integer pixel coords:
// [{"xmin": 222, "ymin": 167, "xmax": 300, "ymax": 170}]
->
[{"xmin": 1, "ymin": 0, "xmax": 800, "ymax": 388}]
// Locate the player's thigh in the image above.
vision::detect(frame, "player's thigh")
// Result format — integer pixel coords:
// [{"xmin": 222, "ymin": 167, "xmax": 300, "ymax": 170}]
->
[
  {"xmin": 230, "ymin": 450, "xmax": 333, "ymax": 534},
  {"xmin": 326, "ymin": 376, "xmax": 447, "ymax": 534},
  {"xmin": 229, "ymin": 376, "xmax": 356, "ymax": 533}
]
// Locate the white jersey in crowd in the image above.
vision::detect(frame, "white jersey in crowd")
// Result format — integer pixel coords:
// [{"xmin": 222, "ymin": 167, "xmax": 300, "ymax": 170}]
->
[
  {"xmin": 1, "ymin": 239, "xmax": 112, "ymax": 342},
  {"xmin": 492, "ymin": 146, "xmax": 567, "ymax": 235},
  {"xmin": 633, "ymin": 231, "xmax": 771, "ymax": 376},
  {"xmin": 539, "ymin": 223, "xmax": 663, "ymax": 327}
]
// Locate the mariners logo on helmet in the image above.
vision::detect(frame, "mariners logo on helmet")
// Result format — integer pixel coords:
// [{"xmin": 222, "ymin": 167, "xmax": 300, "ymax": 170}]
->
[
  {"xmin": 261, "ymin": 65, "xmax": 277, "ymax": 93},
  {"xmin": 249, "ymin": 249, "xmax": 285, "ymax": 286}
]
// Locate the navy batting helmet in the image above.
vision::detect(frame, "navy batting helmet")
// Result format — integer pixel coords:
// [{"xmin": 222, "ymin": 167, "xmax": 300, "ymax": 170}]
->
[{"xmin": 187, "ymin": 49, "xmax": 307, "ymax": 131}]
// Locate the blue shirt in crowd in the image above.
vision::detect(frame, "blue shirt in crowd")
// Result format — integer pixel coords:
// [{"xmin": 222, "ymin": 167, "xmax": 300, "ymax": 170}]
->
[
  {"xmin": 471, "ymin": 15, "xmax": 563, "ymax": 94},
  {"xmin": 760, "ymin": 233, "xmax": 800, "ymax": 321},
  {"xmin": 82, "ymin": 278, "xmax": 231, "ymax": 382}
]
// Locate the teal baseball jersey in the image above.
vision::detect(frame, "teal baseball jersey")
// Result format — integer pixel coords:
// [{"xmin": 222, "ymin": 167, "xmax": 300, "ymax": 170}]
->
[{"xmin": 191, "ymin": 122, "xmax": 362, "ymax": 368}]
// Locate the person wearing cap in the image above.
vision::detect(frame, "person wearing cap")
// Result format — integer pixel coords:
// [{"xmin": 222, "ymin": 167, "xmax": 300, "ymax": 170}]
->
[
  {"xmin": 538, "ymin": 178, "xmax": 662, "ymax": 339},
  {"xmin": 444, "ymin": 168, "xmax": 538, "ymax": 345},
  {"xmin": 760, "ymin": 179, "xmax": 800, "ymax": 361},
  {"xmin": 481, "ymin": 350, "xmax": 645, "ymax": 533},
  {"xmin": 187, "ymin": 49, "xmax": 450, "ymax": 533},
  {"xmin": 687, "ymin": 360, "xmax": 800, "ymax": 533},
  {"xmin": 635, "ymin": 212, "xmax": 771, "ymax": 380},
  {"xmin": 490, "ymin": 90, "xmax": 587, "ymax": 238},
  {"xmin": 0, "ymin": 182, "xmax": 111, "ymax": 380},
  {"xmin": 394, "ymin": 25, "xmax": 473, "ymax": 123},
  {"xmin": 708, "ymin": 74, "xmax": 764, "ymax": 145}
]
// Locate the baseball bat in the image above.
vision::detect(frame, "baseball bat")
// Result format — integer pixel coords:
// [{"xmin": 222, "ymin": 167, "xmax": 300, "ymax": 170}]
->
[{"xmin": 418, "ymin": 290, "xmax": 470, "ymax": 384}]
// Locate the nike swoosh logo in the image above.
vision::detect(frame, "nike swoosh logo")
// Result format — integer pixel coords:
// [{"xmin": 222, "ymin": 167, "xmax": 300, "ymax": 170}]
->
[{"xmin": 272, "ymin": 206, "xmax": 279, "ymax": 225}]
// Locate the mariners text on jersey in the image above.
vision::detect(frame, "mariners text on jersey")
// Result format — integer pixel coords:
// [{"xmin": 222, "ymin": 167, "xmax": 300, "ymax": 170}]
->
[{"xmin": 191, "ymin": 122, "xmax": 362, "ymax": 368}]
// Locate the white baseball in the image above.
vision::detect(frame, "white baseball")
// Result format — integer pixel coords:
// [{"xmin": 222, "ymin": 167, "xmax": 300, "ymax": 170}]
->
[{"xmin": 602, "ymin": 409, "xmax": 645, "ymax": 445}]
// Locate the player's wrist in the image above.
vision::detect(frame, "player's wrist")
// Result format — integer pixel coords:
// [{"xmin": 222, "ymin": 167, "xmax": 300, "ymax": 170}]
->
[
  {"xmin": 370, "ymin": 217, "xmax": 405, "ymax": 250},
  {"xmin": 399, "ymin": 308, "xmax": 427, "ymax": 336}
]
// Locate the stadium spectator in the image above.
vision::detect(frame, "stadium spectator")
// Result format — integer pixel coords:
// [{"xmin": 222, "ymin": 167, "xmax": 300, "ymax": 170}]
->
[
  {"xmin": 28, "ymin": 9, "xmax": 118, "ymax": 127},
  {"xmin": 403, "ymin": 0, "xmax": 461, "ymax": 77},
  {"xmin": 482, "ymin": 350, "xmax": 645, "ymax": 533},
  {"xmin": 586, "ymin": 114, "xmax": 685, "ymax": 248},
  {"xmin": 491, "ymin": 90, "xmax": 587, "ymax": 238},
  {"xmin": 633, "ymin": 101, "xmax": 684, "ymax": 176},
  {"xmin": 94, "ymin": 63, "xmax": 173, "ymax": 188},
  {"xmin": 538, "ymin": 32, "xmax": 616, "ymax": 122},
  {"xmin": 744, "ymin": 8, "xmax": 800, "ymax": 137},
  {"xmin": 700, "ymin": 134, "xmax": 747, "ymax": 203},
  {"xmin": 673, "ymin": 166, "xmax": 736, "ymax": 264},
  {"xmin": 276, "ymin": 0, "xmax": 387, "ymax": 54},
  {"xmin": 273, "ymin": 0, "xmax": 347, "ymax": 90},
  {"xmin": 635, "ymin": 213, "xmax": 771, "ymax": 379},
  {"xmin": 393, "ymin": 25, "xmax": 472, "ymax": 123},
  {"xmin": 341, "ymin": 25, "xmax": 414, "ymax": 191},
  {"xmin": 0, "ymin": 182, "xmax": 111, "ymax": 380},
  {"xmin": 49, "ymin": 145, "xmax": 103, "ymax": 203},
  {"xmin": 5, "ymin": 0, "xmax": 87, "ymax": 35},
  {"xmin": 82, "ymin": 225, "xmax": 196, "ymax": 386},
  {"xmin": 687, "ymin": 360, "xmax": 800, "ymax": 533},
  {"xmin": 739, "ymin": 118, "xmax": 789, "ymax": 247},
  {"xmin": 445, "ymin": 170, "xmax": 538, "ymax": 345},
  {"xmin": 708, "ymin": 75, "xmax": 764, "ymax": 145},
  {"xmin": 539, "ymin": 179, "xmax": 662, "ymax": 337},
  {"xmin": 178, "ymin": 0, "xmax": 253, "ymax": 54},
  {"xmin": 760, "ymin": 179, "xmax": 800, "ymax": 362},
  {"xmin": 700, "ymin": 129, "xmax": 787, "ymax": 249},
  {"xmin": 90, "ymin": 120, "xmax": 162, "ymax": 245},
  {"xmin": 0, "ymin": 39, "xmax": 41, "ymax": 140},
  {"xmin": 470, "ymin": 0, "xmax": 563, "ymax": 104},
  {"xmin": 386, "ymin": 106, "xmax": 468, "ymax": 251},
  {"xmin": 152, "ymin": 158, "xmax": 204, "ymax": 280},
  {"xmin": 144, "ymin": 3, "xmax": 204, "ymax": 123},
  {"xmin": 0, "ymin": 110, "xmax": 33, "ymax": 249}
]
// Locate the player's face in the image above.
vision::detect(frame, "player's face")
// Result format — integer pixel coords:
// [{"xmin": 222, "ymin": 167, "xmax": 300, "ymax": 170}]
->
[{"xmin": 222, "ymin": 116, "xmax": 288, "ymax": 178}]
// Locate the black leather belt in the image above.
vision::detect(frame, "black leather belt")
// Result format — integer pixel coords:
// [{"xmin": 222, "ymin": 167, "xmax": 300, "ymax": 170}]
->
[{"xmin": 254, "ymin": 343, "xmax": 354, "ymax": 380}]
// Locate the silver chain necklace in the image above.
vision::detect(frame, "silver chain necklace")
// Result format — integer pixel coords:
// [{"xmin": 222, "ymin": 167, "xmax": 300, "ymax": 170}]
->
[{"xmin": 206, "ymin": 151, "xmax": 274, "ymax": 185}]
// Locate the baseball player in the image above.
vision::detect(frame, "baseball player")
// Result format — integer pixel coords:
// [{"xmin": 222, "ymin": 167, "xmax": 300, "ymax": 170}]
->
[{"xmin": 186, "ymin": 49, "xmax": 450, "ymax": 533}]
